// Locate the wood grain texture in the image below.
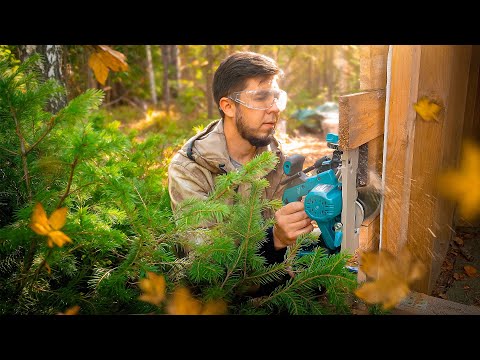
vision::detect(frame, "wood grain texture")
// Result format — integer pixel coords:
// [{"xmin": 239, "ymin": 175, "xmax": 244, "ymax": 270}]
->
[
  {"xmin": 382, "ymin": 45, "xmax": 472, "ymax": 294},
  {"xmin": 338, "ymin": 89, "xmax": 386, "ymax": 150}
]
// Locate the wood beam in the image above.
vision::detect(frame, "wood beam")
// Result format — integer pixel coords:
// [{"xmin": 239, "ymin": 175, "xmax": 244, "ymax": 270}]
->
[
  {"xmin": 338, "ymin": 89, "xmax": 386, "ymax": 150},
  {"xmin": 381, "ymin": 45, "xmax": 472, "ymax": 294}
]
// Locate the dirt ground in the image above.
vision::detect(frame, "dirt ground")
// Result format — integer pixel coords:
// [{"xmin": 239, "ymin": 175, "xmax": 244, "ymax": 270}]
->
[
  {"xmin": 431, "ymin": 226, "xmax": 480, "ymax": 307},
  {"xmin": 276, "ymin": 119, "xmax": 337, "ymax": 169}
]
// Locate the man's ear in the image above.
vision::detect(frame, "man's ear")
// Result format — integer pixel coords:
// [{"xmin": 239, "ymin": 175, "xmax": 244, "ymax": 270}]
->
[{"xmin": 219, "ymin": 97, "xmax": 235, "ymax": 118}]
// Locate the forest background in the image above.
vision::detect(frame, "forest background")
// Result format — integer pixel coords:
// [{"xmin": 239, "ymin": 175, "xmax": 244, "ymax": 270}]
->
[{"xmin": 0, "ymin": 45, "xmax": 361, "ymax": 315}]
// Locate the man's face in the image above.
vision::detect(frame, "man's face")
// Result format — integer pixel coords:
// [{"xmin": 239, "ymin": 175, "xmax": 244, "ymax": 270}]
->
[{"xmin": 234, "ymin": 77, "xmax": 282, "ymax": 147}]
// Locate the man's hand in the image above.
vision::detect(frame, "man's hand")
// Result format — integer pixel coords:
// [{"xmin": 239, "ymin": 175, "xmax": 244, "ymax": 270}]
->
[{"xmin": 273, "ymin": 201, "xmax": 314, "ymax": 250}]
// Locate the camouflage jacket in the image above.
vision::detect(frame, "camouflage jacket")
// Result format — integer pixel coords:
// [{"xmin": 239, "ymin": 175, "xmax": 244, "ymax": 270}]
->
[{"xmin": 168, "ymin": 119, "xmax": 287, "ymax": 222}]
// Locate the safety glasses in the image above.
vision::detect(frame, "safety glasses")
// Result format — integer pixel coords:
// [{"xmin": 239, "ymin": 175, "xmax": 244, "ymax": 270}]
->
[{"xmin": 228, "ymin": 88, "xmax": 287, "ymax": 111}]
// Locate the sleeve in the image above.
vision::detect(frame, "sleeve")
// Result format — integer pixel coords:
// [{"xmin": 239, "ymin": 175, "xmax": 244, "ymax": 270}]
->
[{"xmin": 259, "ymin": 226, "xmax": 287, "ymax": 265}]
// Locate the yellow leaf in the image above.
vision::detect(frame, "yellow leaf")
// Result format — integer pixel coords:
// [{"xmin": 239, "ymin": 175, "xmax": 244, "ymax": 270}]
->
[
  {"xmin": 414, "ymin": 96, "xmax": 441, "ymax": 122},
  {"xmin": 201, "ymin": 299, "xmax": 228, "ymax": 315},
  {"xmin": 355, "ymin": 277, "xmax": 411, "ymax": 310},
  {"xmin": 48, "ymin": 207, "xmax": 67, "ymax": 230},
  {"xmin": 88, "ymin": 52, "xmax": 109, "ymax": 86},
  {"xmin": 464, "ymin": 265, "xmax": 478, "ymax": 277},
  {"xmin": 96, "ymin": 45, "xmax": 129, "ymax": 72},
  {"xmin": 30, "ymin": 203, "xmax": 72, "ymax": 248},
  {"xmin": 355, "ymin": 247, "xmax": 425, "ymax": 310},
  {"xmin": 166, "ymin": 286, "xmax": 227, "ymax": 315},
  {"xmin": 138, "ymin": 272, "xmax": 166, "ymax": 306},
  {"xmin": 166, "ymin": 287, "xmax": 203, "ymax": 315},
  {"xmin": 438, "ymin": 141, "xmax": 480, "ymax": 220},
  {"xmin": 47, "ymin": 230, "xmax": 72, "ymax": 248},
  {"xmin": 58, "ymin": 305, "xmax": 80, "ymax": 315},
  {"xmin": 30, "ymin": 203, "xmax": 51, "ymax": 235}
]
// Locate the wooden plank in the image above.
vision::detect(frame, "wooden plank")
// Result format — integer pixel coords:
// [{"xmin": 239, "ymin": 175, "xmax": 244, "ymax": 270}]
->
[
  {"xmin": 461, "ymin": 45, "xmax": 480, "ymax": 144},
  {"xmin": 338, "ymin": 89, "xmax": 386, "ymax": 150},
  {"xmin": 382, "ymin": 45, "xmax": 472, "ymax": 294},
  {"xmin": 381, "ymin": 45, "xmax": 422, "ymax": 256},
  {"xmin": 413, "ymin": 46, "xmax": 471, "ymax": 293},
  {"xmin": 392, "ymin": 291, "xmax": 480, "ymax": 315},
  {"xmin": 360, "ymin": 46, "xmax": 388, "ymax": 182},
  {"xmin": 367, "ymin": 135, "xmax": 384, "ymax": 179},
  {"xmin": 360, "ymin": 45, "xmax": 389, "ymax": 90},
  {"xmin": 359, "ymin": 214, "xmax": 380, "ymax": 253}
]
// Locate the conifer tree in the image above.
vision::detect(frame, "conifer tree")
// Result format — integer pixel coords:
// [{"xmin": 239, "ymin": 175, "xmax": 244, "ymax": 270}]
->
[
  {"xmin": 172, "ymin": 151, "xmax": 357, "ymax": 315},
  {"xmin": 0, "ymin": 52, "xmax": 181, "ymax": 314}
]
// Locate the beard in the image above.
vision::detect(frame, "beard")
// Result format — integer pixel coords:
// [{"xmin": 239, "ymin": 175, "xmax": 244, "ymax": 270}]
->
[{"xmin": 235, "ymin": 106, "xmax": 275, "ymax": 147}]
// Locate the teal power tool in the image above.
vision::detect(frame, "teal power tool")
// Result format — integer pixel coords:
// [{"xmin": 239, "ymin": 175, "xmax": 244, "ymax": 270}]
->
[{"xmin": 281, "ymin": 133, "xmax": 343, "ymax": 254}]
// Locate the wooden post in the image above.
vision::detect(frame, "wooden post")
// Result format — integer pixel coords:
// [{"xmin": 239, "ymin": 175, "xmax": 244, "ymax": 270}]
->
[
  {"xmin": 381, "ymin": 45, "xmax": 472, "ymax": 294},
  {"xmin": 357, "ymin": 46, "xmax": 388, "ymax": 260}
]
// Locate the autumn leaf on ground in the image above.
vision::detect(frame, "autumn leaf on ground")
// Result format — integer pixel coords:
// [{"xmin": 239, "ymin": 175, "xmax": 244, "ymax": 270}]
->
[
  {"xmin": 57, "ymin": 305, "xmax": 80, "ymax": 315},
  {"xmin": 414, "ymin": 96, "xmax": 442, "ymax": 122},
  {"xmin": 438, "ymin": 140, "xmax": 480, "ymax": 220},
  {"xmin": 88, "ymin": 45, "xmax": 128, "ymax": 86},
  {"xmin": 464, "ymin": 265, "xmax": 478, "ymax": 277},
  {"xmin": 29, "ymin": 203, "xmax": 72, "ymax": 248},
  {"xmin": 138, "ymin": 272, "xmax": 166, "ymax": 306},
  {"xmin": 166, "ymin": 286, "xmax": 227, "ymax": 315},
  {"xmin": 355, "ymin": 247, "xmax": 425, "ymax": 310}
]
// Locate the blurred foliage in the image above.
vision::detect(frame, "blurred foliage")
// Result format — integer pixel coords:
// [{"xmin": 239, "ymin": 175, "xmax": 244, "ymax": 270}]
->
[{"xmin": 3, "ymin": 45, "xmax": 359, "ymax": 128}]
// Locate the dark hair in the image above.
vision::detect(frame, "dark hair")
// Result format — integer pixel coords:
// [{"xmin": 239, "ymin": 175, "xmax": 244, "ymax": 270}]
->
[{"xmin": 213, "ymin": 51, "xmax": 283, "ymax": 118}]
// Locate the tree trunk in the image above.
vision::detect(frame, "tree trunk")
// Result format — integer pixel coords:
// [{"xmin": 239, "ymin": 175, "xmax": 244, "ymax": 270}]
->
[
  {"xmin": 325, "ymin": 46, "xmax": 334, "ymax": 101},
  {"xmin": 160, "ymin": 45, "xmax": 170, "ymax": 114},
  {"xmin": 145, "ymin": 45, "xmax": 157, "ymax": 106},
  {"xmin": 17, "ymin": 45, "xmax": 67, "ymax": 113},
  {"xmin": 206, "ymin": 45, "xmax": 214, "ymax": 119},
  {"xmin": 168, "ymin": 45, "xmax": 179, "ymax": 98}
]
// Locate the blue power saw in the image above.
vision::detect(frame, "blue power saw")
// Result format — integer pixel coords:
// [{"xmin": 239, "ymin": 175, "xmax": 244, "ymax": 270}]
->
[{"xmin": 281, "ymin": 133, "xmax": 380, "ymax": 255}]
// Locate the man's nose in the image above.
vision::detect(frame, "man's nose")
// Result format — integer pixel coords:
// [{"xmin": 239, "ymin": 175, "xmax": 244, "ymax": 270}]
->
[{"xmin": 266, "ymin": 100, "xmax": 281, "ymax": 113}]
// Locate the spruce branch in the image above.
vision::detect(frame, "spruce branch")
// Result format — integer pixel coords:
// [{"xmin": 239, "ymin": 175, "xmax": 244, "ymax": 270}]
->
[
  {"xmin": 0, "ymin": 145, "xmax": 18, "ymax": 156},
  {"xmin": 12, "ymin": 107, "xmax": 31, "ymax": 200},
  {"xmin": 24, "ymin": 115, "xmax": 55, "ymax": 155},
  {"xmin": 57, "ymin": 156, "xmax": 79, "ymax": 208}
]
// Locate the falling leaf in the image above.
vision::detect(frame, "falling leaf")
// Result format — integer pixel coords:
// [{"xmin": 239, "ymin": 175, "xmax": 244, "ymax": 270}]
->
[
  {"xmin": 354, "ymin": 247, "xmax": 425, "ymax": 310},
  {"xmin": 30, "ymin": 203, "xmax": 72, "ymax": 248},
  {"xmin": 200, "ymin": 299, "xmax": 228, "ymax": 315},
  {"xmin": 88, "ymin": 52, "xmax": 109, "ymax": 86},
  {"xmin": 464, "ymin": 265, "xmax": 478, "ymax": 277},
  {"xmin": 96, "ymin": 45, "xmax": 129, "ymax": 72},
  {"xmin": 438, "ymin": 141, "xmax": 480, "ymax": 220},
  {"xmin": 88, "ymin": 45, "xmax": 128, "ymax": 86},
  {"xmin": 138, "ymin": 272, "xmax": 166, "ymax": 306},
  {"xmin": 414, "ymin": 96, "xmax": 442, "ymax": 122},
  {"xmin": 57, "ymin": 305, "xmax": 80, "ymax": 315},
  {"xmin": 166, "ymin": 286, "xmax": 227, "ymax": 315}
]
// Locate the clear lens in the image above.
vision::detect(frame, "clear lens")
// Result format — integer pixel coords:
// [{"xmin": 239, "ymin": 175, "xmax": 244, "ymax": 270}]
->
[{"xmin": 229, "ymin": 89, "xmax": 287, "ymax": 111}]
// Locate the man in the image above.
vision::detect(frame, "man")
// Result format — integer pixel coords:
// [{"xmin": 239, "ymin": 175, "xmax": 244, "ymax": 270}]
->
[{"xmin": 168, "ymin": 51, "xmax": 314, "ymax": 265}]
